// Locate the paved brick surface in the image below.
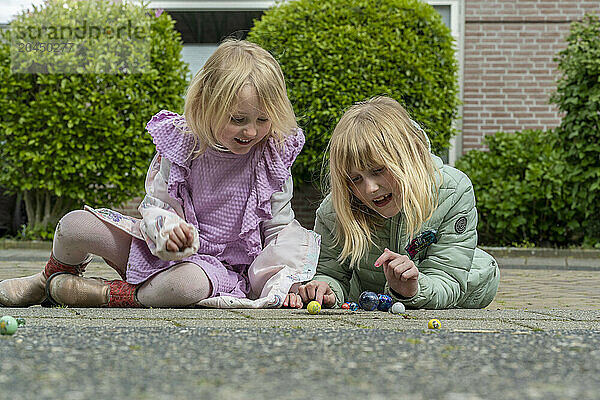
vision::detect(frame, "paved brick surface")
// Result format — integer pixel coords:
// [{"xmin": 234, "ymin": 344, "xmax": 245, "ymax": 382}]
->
[
  {"xmin": 2, "ymin": 258, "xmax": 599, "ymax": 311},
  {"xmin": 488, "ymin": 269, "xmax": 600, "ymax": 310}
]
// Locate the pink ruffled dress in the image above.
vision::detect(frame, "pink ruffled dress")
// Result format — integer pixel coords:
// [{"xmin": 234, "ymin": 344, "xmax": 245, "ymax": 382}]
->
[{"xmin": 125, "ymin": 110, "xmax": 305, "ymax": 298}]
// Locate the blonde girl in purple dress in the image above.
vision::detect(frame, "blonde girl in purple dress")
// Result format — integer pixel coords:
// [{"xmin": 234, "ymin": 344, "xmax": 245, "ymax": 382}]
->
[{"xmin": 0, "ymin": 39, "xmax": 319, "ymax": 309}]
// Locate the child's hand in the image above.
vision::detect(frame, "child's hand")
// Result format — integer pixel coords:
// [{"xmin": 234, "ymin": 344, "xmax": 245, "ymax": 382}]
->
[
  {"xmin": 297, "ymin": 281, "xmax": 336, "ymax": 308},
  {"xmin": 166, "ymin": 222, "xmax": 194, "ymax": 252},
  {"xmin": 282, "ymin": 293, "xmax": 303, "ymax": 308},
  {"xmin": 374, "ymin": 248, "xmax": 419, "ymax": 298}
]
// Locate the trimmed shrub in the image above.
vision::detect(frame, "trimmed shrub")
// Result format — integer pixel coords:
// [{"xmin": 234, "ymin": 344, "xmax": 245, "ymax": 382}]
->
[
  {"xmin": 248, "ymin": 0, "xmax": 460, "ymax": 184},
  {"xmin": 550, "ymin": 14, "xmax": 600, "ymax": 246},
  {"xmin": 0, "ymin": 0, "xmax": 189, "ymax": 239},
  {"xmin": 455, "ymin": 130, "xmax": 575, "ymax": 247}
]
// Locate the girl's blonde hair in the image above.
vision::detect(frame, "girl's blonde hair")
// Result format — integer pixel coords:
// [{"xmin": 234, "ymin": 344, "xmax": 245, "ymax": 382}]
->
[
  {"xmin": 327, "ymin": 96, "xmax": 440, "ymax": 268},
  {"xmin": 184, "ymin": 39, "xmax": 297, "ymax": 153}
]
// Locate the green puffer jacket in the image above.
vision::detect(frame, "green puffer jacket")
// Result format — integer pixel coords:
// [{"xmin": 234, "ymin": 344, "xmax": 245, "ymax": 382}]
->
[{"xmin": 312, "ymin": 155, "xmax": 500, "ymax": 309}]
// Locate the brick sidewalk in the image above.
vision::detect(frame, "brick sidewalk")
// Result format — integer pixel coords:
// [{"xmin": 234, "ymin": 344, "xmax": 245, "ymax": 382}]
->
[
  {"xmin": 487, "ymin": 269, "xmax": 600, "ymax": 310},
  {"xmin": 2, "ymin": 259, "xmax": 599, "ymax": 310}
]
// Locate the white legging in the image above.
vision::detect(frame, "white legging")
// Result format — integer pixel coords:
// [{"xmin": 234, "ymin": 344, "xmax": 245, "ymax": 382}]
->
[{"xmin": 52, "ymin": 210, "xmax": 211, "ymax": 307}]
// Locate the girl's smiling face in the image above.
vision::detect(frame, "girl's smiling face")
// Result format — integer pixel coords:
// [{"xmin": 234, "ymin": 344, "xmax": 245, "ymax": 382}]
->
[
  {"xmin": 218, "ymin": 84, "xmax": 272, "ymax": 154},
  {"xmin": 348, "ymin": 166, "xmax": 402, "ymax": 218}
]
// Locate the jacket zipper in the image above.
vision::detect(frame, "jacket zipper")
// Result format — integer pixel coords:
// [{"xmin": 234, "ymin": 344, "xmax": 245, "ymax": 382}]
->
[{"xmin": 390, "ymin": 213, "xmax": 406, "ymax": 255}]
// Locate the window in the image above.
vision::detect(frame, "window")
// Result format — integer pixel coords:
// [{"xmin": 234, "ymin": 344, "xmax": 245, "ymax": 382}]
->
[{"xmin": 169, "ymin": 11, "xmax": 263, "ymax": 43}]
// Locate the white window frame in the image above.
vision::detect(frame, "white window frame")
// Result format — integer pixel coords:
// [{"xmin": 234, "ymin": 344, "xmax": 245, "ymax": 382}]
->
[
  {"xmin": 148, "ymin": 1, "xmax": 277, "ymax": 10},
  {"xmin": 427, "ymin": 0, "xmax": 465, "ymax": 165}
]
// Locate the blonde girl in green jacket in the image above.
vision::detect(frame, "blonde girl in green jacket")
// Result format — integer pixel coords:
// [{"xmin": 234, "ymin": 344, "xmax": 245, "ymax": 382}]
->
[{"xmin": 298, "ymin": 96, "xmax": 500, "ymax": 309}]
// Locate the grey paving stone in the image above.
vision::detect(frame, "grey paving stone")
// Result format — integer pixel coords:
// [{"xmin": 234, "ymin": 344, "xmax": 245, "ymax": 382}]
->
[
  {"xmin": 527, "ymin": 256, "xmax": 567, "ymax": 267},
  {"xmin": 528, "ymin": 309, "xmax": 600, "ymax": 321},
  {"xmin": 71, "ymin": 307, "xmax": 240, "ymax": 320},
  {"xmin": 231, "ymin": 308, "xmax": 353, "ymax": 319},
  {"xmin": 508, "ymin": 319, "xmax": 600, "ymax": 331},
  {"xmin": 566, "ymin": 257, "xmax": 600, "ymax": 269},
  {"xmin": 343, "ymin": 317, "xmax": 523, "ymax": 331},
  {"xmin": 180, "ymin": 318, "xmax": 352, "ymax": 329},
  {"xmin": 496, "ymin": 257, "xmax": 526, "ymax": 267},
  {"xmin": 11, "ymin": 317, "xmax": 176, "ymax": 328},
  {"xmin": 0, "ymin": 306, "xmax": 76, "ymax": 318},
  {"xmin": 406, "ymin": 309, "xmax": 568, "ymax": 321}
]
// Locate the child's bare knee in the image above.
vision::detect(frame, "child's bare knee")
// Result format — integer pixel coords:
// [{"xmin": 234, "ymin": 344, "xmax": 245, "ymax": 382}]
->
[{"xmin": 55, "ymin": 210, "xmax": 93, "ymax": 244}]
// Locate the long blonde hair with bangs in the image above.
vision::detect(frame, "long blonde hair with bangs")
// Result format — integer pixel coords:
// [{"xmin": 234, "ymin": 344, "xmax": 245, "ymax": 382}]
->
[
  {"xmin": 184, "ymin": 39, "xmax": 297, "ymax": 154},
  {"xmin": 328, "ymin": 96, "xmax": 440, "ymax": 268}
]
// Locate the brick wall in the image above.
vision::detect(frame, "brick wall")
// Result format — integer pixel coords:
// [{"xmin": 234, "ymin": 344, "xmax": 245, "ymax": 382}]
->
[{"xmin": 463, "ymin": 0, "xmax": 600, "ymax": 151}]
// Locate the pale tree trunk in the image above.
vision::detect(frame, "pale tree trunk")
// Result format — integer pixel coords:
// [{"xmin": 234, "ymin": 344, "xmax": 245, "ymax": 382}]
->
[
  {"xmin": 12, "ymin": 192, "xmax": 23, "ymax": 233},
  {"xmin": 22, "ymin": 189, "xmax": 73, "ymax": 238}
]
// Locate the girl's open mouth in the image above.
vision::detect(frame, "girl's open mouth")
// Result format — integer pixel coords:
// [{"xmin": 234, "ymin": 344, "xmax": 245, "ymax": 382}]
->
[
  {"xmin": 373, "ymin": 193, "xmax": 392, "ymax": 207},
  {"xmin": 235, "ymin": 137, "xmax": 253, "ymax": 145}
]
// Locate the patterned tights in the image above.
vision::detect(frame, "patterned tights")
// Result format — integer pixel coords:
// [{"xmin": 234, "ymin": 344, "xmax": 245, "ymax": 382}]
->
[{"xmin": 53, "ymin": 210, "xmax": 211, "ymax": 307}]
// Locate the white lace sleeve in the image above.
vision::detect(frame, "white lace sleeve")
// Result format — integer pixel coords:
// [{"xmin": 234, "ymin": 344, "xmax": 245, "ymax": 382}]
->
[
  {"xmin": 261, "ymin": 176, "xmax": 295, "ymax": 247},
  {"xmin": 138, "ymin": 154, "xmax": 199, "ymax": 261}
]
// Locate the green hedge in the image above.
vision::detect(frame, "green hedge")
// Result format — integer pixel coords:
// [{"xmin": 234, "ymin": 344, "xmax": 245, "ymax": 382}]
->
[
  {"xmin": 550, "ymin": 14, "xmax": 600, "ymax": 246},
  {"xmin": 456, "ymin": 130, "xmax": 574, "ymax": 247},
  {"xmin": 248, "ymin": 0, "xmax": 460, "ymax": 184},
  {"xmin": 0, "ymin": 0, "xmax": 189, "ymax": 239}
]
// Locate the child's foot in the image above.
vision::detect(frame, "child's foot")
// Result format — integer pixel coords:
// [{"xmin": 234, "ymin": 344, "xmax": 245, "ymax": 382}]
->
[
  {"xmin": 46, "ymin": 274, "xmax": 143, "ymax": 308},
  {"xmin": 46, "ymin": 274, "xmax": 109, "ymax": 307},
  {"xmin": 0, "ymin": 272, "xmax": 47, "ymax": 307}
]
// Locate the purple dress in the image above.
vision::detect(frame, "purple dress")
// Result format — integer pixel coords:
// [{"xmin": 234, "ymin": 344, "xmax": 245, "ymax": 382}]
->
[{"xmin": 125, "ymin": 111, "xmax": 304, "ymax": 298}]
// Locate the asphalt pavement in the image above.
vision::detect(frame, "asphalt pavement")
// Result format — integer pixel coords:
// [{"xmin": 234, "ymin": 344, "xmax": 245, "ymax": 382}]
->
[{"xmin": 1, "ymin": 245, "xmax": 599, "ymax": 399}]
